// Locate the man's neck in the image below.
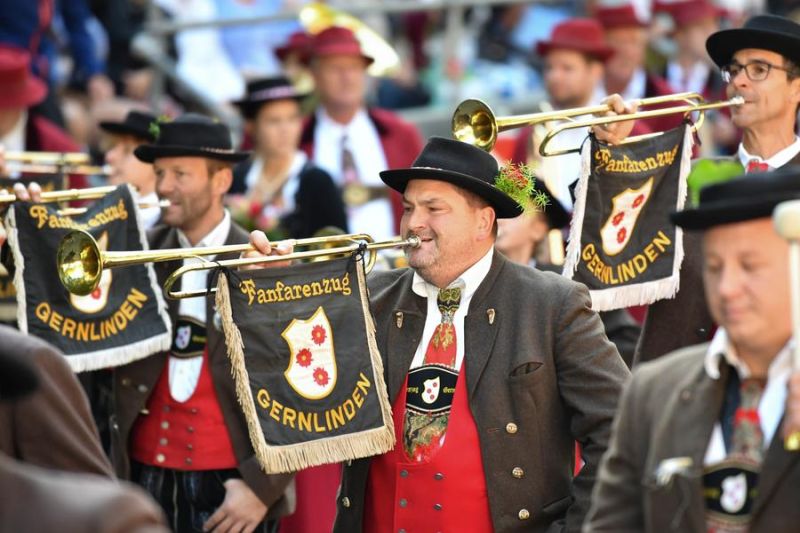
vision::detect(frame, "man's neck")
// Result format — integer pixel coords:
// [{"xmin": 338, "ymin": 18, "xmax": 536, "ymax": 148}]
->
[
  {"xmin": 420, "ymin": 246, "xmax": 492, "ymax": 289},
  {"xmin": 181, "ymin": 208, "xmax": 225, "ymax": 247},
  {"xmin": 323, "ymin": 104, "xmax": 360, "ymax": 126},
  {"xmin": 742, "ymin": 126, "xmax": 797, "ymax": 160},
  {"xmin": 605, "ymin": 74, "xmax": 632, "ymax": 97},
  {"xmin": 736, "ymin": 342, "xmax": 787, "ymax": 380}
]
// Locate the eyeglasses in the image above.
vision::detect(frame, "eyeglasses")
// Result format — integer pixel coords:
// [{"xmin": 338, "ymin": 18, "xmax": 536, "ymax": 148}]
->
[{"xmin": 721, "ymin": 60, "xmax": 796, "ymax": 83}]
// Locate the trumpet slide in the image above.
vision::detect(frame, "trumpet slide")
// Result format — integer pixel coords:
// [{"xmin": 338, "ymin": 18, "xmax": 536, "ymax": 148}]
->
[{"xmin": 57, "ymin": 229, "xmax": 420, "ymax": 299}]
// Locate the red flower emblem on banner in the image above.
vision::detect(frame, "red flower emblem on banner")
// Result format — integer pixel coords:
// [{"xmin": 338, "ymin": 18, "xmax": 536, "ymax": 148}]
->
[
  {"xmin": 617, "ymin": 227, "xmax": 627, "ymax": 244},
  {"xmin": 311, "ymin": 325, "xmax": 327, "ymax": 345},
  {"xmin": 612, "ymin": 212, "xmax": 625, "ymax": 226},
  {"xmin": 632, "ymin": 194, "xmax": 645, "ymax": 208},
  {"xmin": 296, "ymin": 348, "xmax": 313, "ymax": 368},
  {"xmin": 313, "ymin": 367, "xmax": 330, "ymax": 387}
]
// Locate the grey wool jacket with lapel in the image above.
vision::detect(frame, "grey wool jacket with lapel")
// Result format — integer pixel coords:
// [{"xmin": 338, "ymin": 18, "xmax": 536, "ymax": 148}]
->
[
  {"xmin": 585, "ymin": 343, "xmax": 800, "ymax": 533},
  {"xmin": 333, "ymin": 252, "xmax": 630, "ymax": 533}
]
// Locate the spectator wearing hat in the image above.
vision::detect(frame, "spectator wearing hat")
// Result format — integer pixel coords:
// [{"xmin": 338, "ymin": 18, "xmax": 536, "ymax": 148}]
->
[
  {"xmin": 586, "ymin": 167, "xmax": 800, "ymax": 532},
  {"xmin": 659, "ymin": 0, "xmax": 739, "ymax": 157},
  {"xmin": 0, "ymin": 320, "xmax": 169, "ymax": 533},
  {"xmin": 113, "ymin": 114, "xmax": 295, "ymax": 533},
  {"xmin": 636, "ymin": 14, "xmax": 800, "ymax": 365},
  {"xmin": 274, "ymin": 31, "xmax": 315, "ymax": 98},
  {"xmin": 511, "ymin": 18, "xmax": 615, "ymax": 211},
  {"xmin": 299, "ymin": 26, "xmax": 424, "ymax": 241},
  {"xmin": 0, "ymin": 44, "xmax": 87, "ymax": 190},
  {"xmin": 100, "ymin": 110, "xmax": 161, "ymax": 230},
  {"xmin": 495, "ymin": 180, "xmax": 641, "ymax": 366},
  {"xmin": 230, "ymin": 76, "xmax": 347, "ymax": 239},
  {"xmin": 246, "ymin": 137, "xmax": 629, "ymax": 532},
  {"xmin": 595, "ymin": 3, "xmax": 680, "ymax": 134}
]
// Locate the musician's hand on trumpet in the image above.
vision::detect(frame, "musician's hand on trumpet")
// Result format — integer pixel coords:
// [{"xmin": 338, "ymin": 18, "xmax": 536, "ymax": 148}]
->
[
  {"xmin": 240, "ymin": 230, "xmax": 295, "ymax": 270},
  {"xmin": 10, "ymin": 181, "xmax": 43, "ymax": 203},
  {"xmin": 592, "ymin": 94, "xmax": 639, "ymax": 145}
]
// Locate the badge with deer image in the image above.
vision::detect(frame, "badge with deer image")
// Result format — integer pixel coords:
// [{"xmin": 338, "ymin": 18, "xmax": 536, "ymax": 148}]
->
[
  {"xmin": 69, "ymin": 231, "xmax": 112, "ymax": 314},
  {"xmin": 282, "ymin": 306, "xmax": 337, "ymax": 400}
]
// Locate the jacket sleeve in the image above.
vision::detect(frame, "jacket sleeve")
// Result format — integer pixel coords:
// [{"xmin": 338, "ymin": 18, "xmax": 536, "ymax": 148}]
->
[
  {"xmin": 11, "ymin": 344, "xmax": 114, "ymax": 477},
  {"xmin": 553, "ymin": 282, "xmax": 630, "ymax": 532},
  {"xmin": 582, "ymin": 370, "xmax": 647, "ymax": 532}
]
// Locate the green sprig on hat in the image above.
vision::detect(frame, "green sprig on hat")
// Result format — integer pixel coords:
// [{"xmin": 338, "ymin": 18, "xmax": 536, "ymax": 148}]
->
[
  {"xmin": 495, "ymin": 163, "xmax": 548, "ymax": 214},
  {"xmin": 148, "ymin": 114, "xmax": 172, "ymax": 140}
]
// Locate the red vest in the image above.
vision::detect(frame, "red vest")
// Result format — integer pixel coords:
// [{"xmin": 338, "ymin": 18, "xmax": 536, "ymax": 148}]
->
[
  {"xmin": 364, "ymin": 366, "xmax": 494, "ymax": 533},
  {"xmin": 131, "ymin": 350, "xmax": 237, "ymax": 471}
]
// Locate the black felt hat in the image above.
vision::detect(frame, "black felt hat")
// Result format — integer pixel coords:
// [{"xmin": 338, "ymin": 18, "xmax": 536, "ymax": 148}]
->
[
  {"xmin": 99, "ymin": 110, "xmax": 158, "ymax": 141},
  {"xmin": 134, "ymin": 113, "xmax": 248, "ymax": 163},
  {"xmin": 380, "ymin": 137, "xmax": 522, "ymax": 218},
  {"xmin": 233, "ymin": 76, "xmax": 309, "ymax": 119},
  {"xmin": 671, "ymin": 165, "xmax": 800, "ymax": 230},
  {"xmin": 706, "ymin": 15, "xmax": 800, "ymax": 68}
]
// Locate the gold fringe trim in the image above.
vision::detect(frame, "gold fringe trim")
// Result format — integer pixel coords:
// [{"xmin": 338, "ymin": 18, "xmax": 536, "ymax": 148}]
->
[{"xmin": 216, "ymin": 261, "xmax": 395, "ymax": 474}]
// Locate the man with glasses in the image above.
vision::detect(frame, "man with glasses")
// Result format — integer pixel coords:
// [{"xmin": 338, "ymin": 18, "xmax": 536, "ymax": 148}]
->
[{"xmin": 635, "ymin": 14, "xmax": 800, "ymax": 365}]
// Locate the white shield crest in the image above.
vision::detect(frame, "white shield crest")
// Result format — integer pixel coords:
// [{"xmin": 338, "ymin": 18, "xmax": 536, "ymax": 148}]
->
[
  {"xmin": 422, "ymin": 376, "xmax": 440, "ymax": 404},
  {"xmin": 600, "ymin": 177, "xmax": 654, "ymax": 256},
  {"xmin": 283, "ymin": 306, "xmax": 337, "ymax": 400},
  {"xmin": 69, "ymin": 231, "xmax": 112, "ymax": 314},
  {"xmin": 174, "ymin": 325, "xmax": 192, "ymax": 350},
  {"xmin": 721, "ymin": 473, "xmax": 747, "ymax": 513}
]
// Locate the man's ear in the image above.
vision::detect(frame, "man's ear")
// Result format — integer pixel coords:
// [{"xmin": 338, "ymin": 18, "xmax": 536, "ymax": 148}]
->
[
  {"xmin": 212, "ymin": 167, "xmax": 233, "ymax": 197},
  {"xmin": 478, "ymin": 206, "xmax": 497, "ymax": 240}
]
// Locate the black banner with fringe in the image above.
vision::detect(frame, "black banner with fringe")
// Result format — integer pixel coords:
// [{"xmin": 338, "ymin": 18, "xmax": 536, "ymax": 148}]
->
[
  {"xmin": 215, "ymin": 255, "xmax": 394, "ymax": 474},
  {"xmin": 6, "ymin": 185, "xmax": 171, "ymax": 371},
  {"xmin": 564, "ymin": 124, "xmax": 692, "ymax": 310}
]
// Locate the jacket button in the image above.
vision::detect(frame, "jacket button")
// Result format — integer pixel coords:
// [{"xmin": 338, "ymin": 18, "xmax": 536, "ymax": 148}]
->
[
  {"xmin": 185, "ymin": 457, "xmax": 192, "ymax": 465},
  {"xmin": 187, "ymin": 426, "xmax": 194, "ymax": 433},
  {"xmin": 433, "ymin": 472, "xmax": 444, "ymax": 480},
  {"xmin": 400, "ymin": 469, "xmax": 408, "ymax": 478},
  {"xmin": 159, "ymin": 438, "xmax": 168, "ymax": 446},
  {"xmin": 121, "ymin": 378, "xmax": 132, "ymax": 387},
  {"xmin": 696, "ymin": 327, "xmax": 708, "ymax": 337},
  {"xmin": 156, "ymin": 453, "xmax": 165, "ymax": 464},
  {"xmin": 161, "ymin": 421, "xmax": 170, "ymax": 430},
  {"xmin": 399, "ymin": 498, "xmax": 408, "ymax": 508},
  {"xmin": 518, "ymin": 509, "xmax": 531, "ymax": 520},
  {"xmin": 137, "ymin": 384, "xmax": 148, "ymax": 393},
  {"xmin": 505, "ymin": 423, "xmax": 518, "ymax": 434},
  {"xmin": 341, "ymin": 496, "xmax": 351, "ymax": 508},
  {"xmin": 139, "ymin": 408, "xmax": 150, "ymax": 415},
  {"xmin": 512, "ymin": 467, "xmax": 524, "ymax": 479},
  {"xmin": 433, "ymin": 503, "xmax": 443, "ymax": 511}
]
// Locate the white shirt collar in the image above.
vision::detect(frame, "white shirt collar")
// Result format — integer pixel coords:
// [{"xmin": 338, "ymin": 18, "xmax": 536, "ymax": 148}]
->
[
  {"xmin": 738, "ymin": 136, "xmax": 800, "ymax": 170},
  {"xmin": 704, "ymin": 327, "xmax": 793, "ymax": 382},
  {"xmin": 411, "ymin": 247, "xmax": 494, "ymax": 301},
  {"xmin": 176, "ymin": 210, "xmax": 231, "ymax": 249},
  {"xmin": 316, "ymin": 107, "xmax": 370, "ymax": 137},
  {"xmin": 666, "ymin": 61, "xmax": 710, "ymax": 95}
]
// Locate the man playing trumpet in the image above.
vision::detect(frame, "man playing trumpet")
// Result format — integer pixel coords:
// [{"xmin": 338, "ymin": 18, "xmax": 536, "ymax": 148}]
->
[{"xmin": 245, "ymin": 136, "xmax": 630, "ymax": 532}]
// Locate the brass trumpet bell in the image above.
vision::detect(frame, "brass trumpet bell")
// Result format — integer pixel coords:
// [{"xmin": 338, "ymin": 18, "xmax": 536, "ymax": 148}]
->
[{"xmin": 57, "ymin": 230, "xmax": 102, "ymax": 297}]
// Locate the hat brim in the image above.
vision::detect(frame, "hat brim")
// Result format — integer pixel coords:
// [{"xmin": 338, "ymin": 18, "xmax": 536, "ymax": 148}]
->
[
  {"xmin": 99, "ymin": 121, "xmax": 153, "ymax": 141},
  {"xmin": 134, "ymin": 144, "xmax": 249, "ymax": 164},
  {"xmin": 536, "ymin": 41, "xmax": 614, "ymax": 62},
  {"xmin": 0, "ymin": 76, "xmax": 46, "ymax": 109},
  {"xmin": 380, "ymin": 167, "xmax": 522, "ymax": 219},
  {"xmin": 706, "ymin": 27, "xmax": 800, "ymax": 67},
  {"xmin": 233, "ymin": 92, "xmax": 310, "ymax": 119},
  {"xmin": 670, "ymin": 191, "xmax": 800, "ymax": 230}
]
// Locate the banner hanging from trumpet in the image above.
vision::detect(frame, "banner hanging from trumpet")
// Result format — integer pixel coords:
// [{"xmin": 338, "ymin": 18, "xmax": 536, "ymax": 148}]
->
[
  {"xmin": 215, "ymin": 254, "xmax": 394, "ymax": 473},
  {"xmin": 563, "ymin": 123, "xmax": 692, "ymax": 311},
  {"xmin": 6, "ymin": 184, "xmax": 172, "ymax": 371}
]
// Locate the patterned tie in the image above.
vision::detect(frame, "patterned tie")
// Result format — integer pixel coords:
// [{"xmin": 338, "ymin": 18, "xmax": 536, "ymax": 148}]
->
[
  {"xmin": 341, "ymin": 134, "xmax": 359, "ymax": 185},
  {"xmin": 402, "ymin": 284, "xmax": 463, "ymax": 462},
  {"xmin": 731, "ymin": 378, "xmax": 766, "ymax": 463},
  {"xmin": 746, "ymin": 160, "xmax": 770, "ymax": 173}
]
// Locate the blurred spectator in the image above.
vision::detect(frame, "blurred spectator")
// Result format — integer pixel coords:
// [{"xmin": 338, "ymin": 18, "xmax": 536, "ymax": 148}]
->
[
  {"xmin": 214, "ymin": 0, "xmax": 303, "ymax": 79},
  {"xmin": 300, "ymin": 27, "xmax": 423, "ymax": 240},
  {"xmin": 0, "ymin": 45, "xmax": 87, "ymax": 190},
  {"xmin": 100, "ymin": 110, "xmax": 161, "ymax": 229},
  {"xmin": 230, "ymin": 76, "xmax": 347, "ymax": 238},
  {"xmin": 595, "ymin": 3, "xmax": 682, "ymax": 133},
  {"xmin": 88, "ymin": 0, "xmax": 149, "ymax": 96},
  {"xmin": 0, "ymin": 0, "xmax": 114, "ymax": 126},
  {"xmin": 511, "ymin": 18, "xmax": 613, "ymax": 209},
  {"xmin": 659, "ymin": 0, "xmax": 739, "ymax": 155},
  {"xmin": 153, "ymin": 0, "xmax": 244, "ymax": 102},
  {"xmin": 275, "ymin": 31, "xmax": 315, "ymax": 95}
]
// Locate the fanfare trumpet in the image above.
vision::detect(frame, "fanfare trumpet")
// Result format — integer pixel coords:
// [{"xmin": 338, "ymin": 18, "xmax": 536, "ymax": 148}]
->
[
  {"xmin": 3, "ymin": 151, "xmax": 110, "ymax": 176},
  {"xmin": 0, "ymin": 185, "xmax": 170, "ymax": 215},
  {"xmin": 451, "ymin": 92, "xmax": 744, "ymax": 155},
  {"xmin": 57, "ymin": 229, "xmax": 421, "ymax": 299}
]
